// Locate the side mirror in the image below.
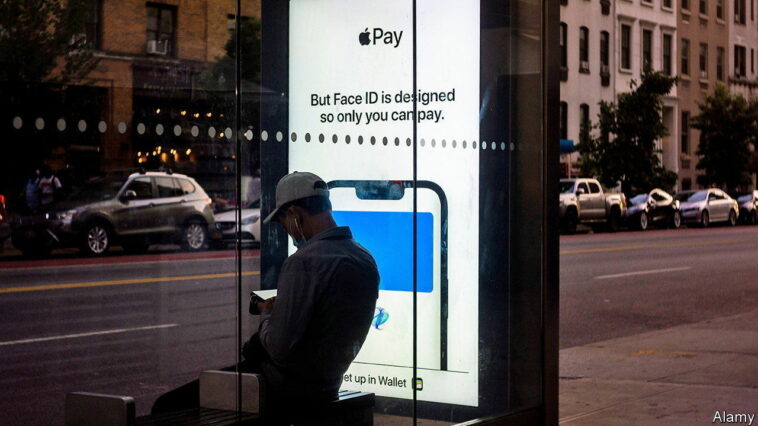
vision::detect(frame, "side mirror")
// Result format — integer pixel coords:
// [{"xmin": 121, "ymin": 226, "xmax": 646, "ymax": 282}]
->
[
  {"xmin": 576, "ymin": 188, "xmax": 586, "ymax": 195},
  {"xmin": 120, "ymin": 190, "xmax": 137, "ymax": 203}
]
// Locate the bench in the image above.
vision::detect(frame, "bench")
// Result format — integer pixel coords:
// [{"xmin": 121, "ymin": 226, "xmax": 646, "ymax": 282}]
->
[{"xmin": 65, "ymin": 371, "xmax": 373, "ymax": 426}]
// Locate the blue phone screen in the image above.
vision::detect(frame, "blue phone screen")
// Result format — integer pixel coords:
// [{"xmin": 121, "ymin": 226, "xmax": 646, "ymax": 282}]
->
[{"xmin": 333, "ymin": 211, "xmax": 433, "ymax": 293}]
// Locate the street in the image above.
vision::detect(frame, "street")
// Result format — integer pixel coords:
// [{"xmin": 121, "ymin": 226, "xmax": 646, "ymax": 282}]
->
[{"xmin": 1, "ymin": 226, "xmax": 757, "ymax": 425}]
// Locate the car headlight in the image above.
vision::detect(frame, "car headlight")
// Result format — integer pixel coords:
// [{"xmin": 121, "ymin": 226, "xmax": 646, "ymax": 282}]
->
[
  {"xmin": 241, "ymin": 215, "xmax": 260, "ymax": 225},
  {"xmin": 55, "ymin": 209, "xmax": 78, "ymax": 224}
]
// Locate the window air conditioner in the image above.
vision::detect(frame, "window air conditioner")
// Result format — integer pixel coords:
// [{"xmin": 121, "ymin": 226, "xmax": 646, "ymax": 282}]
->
[
  {"xmin": 146, "ymin": 40, "xmax": 167, "ymax": 55},
  {"xmin": 580, "ymin": 60, "xmax": 590, "ymax": 72},
  {"xmin": 700, "ymin": 70, "xmax": 707, "ymax": 79},
  {"xmin": 600, "ymin": 64, "xmax": 610, "ymax": 74}
]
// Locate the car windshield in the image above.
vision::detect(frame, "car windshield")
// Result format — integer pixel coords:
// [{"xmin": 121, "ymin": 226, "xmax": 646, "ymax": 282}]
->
[
  {"xmin": 629, "ymin": 194, "xmax": 648, "ymax": 205},
  {"xmin": 560, "ymin": 181, "xmax": 575, "ymax": 194},
  {"xmin": 674, "ymin": 191, "xmax": 707, "ymax": 202},
  {"xmin": 67, "ymin": 176, "xmax": 126, "ymax": 202}
]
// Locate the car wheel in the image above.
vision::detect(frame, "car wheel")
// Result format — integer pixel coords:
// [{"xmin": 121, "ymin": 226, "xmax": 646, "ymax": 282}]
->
[
  {"xmin": 606, "ymin": 208, "xmax": 620, "ymax": 233},
  {"xmin": 181, "ymin": 220, "xmax": 207, "ymax": 251},
  {"xmin": 82, "ymin": 222, "xmax": 111, "ymax": 255},
  {"xmin": 700, "ymin": 210, "xmax": 710, "ymax": 228},
  {"xmin": 728, "ymin": 210, "xmax": 737, "ymax": 227},
  {"xmin": 639, "ymin": 212, "xmax": 649, "ymax": 231},
  {"xmin": 671, "ymin": 211, "xmax": 682, "ymax": 229},
  {"xmin": 562, "ymin": 210, "xmax": 578, "ymax": 235}
]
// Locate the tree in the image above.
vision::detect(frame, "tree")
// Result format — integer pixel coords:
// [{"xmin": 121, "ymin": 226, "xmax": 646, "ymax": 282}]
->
[
  {"xmin": 691, "ymin": 84, "xmax": 757, "ymax": 191},
  {"xmin": 0, "ymin": 0, "xmax": 99, "ymax": 84},
  {"xmin": 576, "ymin": 69, "xmax": 678, "ymax": 194}
]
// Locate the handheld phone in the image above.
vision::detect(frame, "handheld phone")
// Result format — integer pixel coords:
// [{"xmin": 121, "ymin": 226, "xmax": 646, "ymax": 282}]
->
[{"xmin": 328, "ymin": 180, "xmax": 448, "ymax": 371}]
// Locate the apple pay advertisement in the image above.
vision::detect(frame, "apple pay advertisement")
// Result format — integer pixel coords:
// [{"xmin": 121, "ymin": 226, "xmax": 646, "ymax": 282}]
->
[{"xmin": 288, "ymin": 0, "xmax": 480, "ymax": 407}]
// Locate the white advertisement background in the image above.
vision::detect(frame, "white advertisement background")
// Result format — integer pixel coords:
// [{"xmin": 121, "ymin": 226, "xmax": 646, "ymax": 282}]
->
[{"xmin": 289, "ymin": 0, "xmax": 480, "ymax": 406}]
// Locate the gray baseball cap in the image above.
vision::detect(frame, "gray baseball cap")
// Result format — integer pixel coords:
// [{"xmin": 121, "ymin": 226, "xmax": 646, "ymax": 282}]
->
[{"xmin": 263, "ymin": 171, "xmax": 330, "ymax": 223}]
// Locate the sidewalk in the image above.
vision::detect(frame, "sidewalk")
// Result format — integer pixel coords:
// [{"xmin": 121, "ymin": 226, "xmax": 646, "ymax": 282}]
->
[{"xmin": 559, "ymin": 309, "xmax": 758, "ymax": 425}]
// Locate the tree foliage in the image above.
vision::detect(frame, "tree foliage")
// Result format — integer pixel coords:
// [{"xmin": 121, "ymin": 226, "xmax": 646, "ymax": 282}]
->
[
  {"xmin": 576, "ymin": 70, "xmax": 678, "ymax": 194},
  {"xmin": 0, "ymin": 0, "xmax": 99, "ymax": 84},
  {"xmin": 201, "ymin": 18, "xmax": 262, "ymax": 91},
  {"xmin": 691, "ymin": 84, "xmax": 757, "ymax": 190}
]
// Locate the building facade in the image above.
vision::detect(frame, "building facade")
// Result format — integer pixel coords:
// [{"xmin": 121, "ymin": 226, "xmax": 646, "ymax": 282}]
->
[
  {"xmin": 615, "ymin": 0, "xmax": 680, "ymax": 187},
  {"xmin": 559, "ymin": 0, "xmax": 616, "ymax": 177}
]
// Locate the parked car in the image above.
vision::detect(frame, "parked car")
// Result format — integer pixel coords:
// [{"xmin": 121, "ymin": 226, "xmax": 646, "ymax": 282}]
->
[
  {"xmin": 559, "ymin": 178, "xmax": 627, "ymax": 233},
  {"xmin": 11, "ymin": 170, "xmax": 215, "ymax": 257},
  {"xmin": 211, "ymin": 200, "xmax": 261, "ymax": 248},
  {"xmin": 0, "ymin": 194, "xmax": 9, "ymax": 244},
  {"xmin": 674, "ymin": 189, "xmax": 739, "ymax": 228},
  {"xmin": 734, "ymin": 191, "xmax": 758, "ymax": 225},
  {"xmin": 625, "ymin": 188, "xmax": 681, "ymax": 230}
]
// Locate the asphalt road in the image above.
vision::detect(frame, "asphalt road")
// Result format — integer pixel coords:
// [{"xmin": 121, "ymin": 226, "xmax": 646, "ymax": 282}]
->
[
  {"xmin": 0, "ymin": 248, "xmax": 262, "ymax": 426},
  {"xmin": 561, "ymin": 225, "xmax": 758, "ymax": 349},
  {"xmin": 1, "ymin": 225, "xmax": 757, "ymax": 425}
]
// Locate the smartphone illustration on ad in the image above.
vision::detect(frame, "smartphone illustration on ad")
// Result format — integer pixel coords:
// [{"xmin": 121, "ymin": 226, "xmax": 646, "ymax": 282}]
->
[{"xmin": 328, "ymin": 180, "xmax": 448, "ymax": 371}]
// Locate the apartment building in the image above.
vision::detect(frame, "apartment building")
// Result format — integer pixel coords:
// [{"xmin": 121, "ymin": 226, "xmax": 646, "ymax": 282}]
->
[
  {"xmin": 676, "ymin": 0, "xmax": 730, "ymax": 189},
  {"xmin": 559, "ymin": 0, "xmax": 616, "ymax": 177},
  {"xmin": 615, "ymin": 0, "xmax": 680, "ymax": 187}
]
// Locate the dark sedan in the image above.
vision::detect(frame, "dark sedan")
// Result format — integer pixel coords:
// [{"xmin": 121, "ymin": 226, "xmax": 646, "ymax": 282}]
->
[
  {"xmin": 735, "ymin": 191, "xmax": 758, "ymax": 225},
  {"xmin": 625, "ymin": 188, "xmax": 681, "ymax": 231}
]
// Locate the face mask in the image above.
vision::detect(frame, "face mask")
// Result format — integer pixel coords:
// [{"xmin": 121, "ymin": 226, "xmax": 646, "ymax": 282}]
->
[{"xmin": 289, "ymin": 215, "xmax": 307, "ymax": 248}]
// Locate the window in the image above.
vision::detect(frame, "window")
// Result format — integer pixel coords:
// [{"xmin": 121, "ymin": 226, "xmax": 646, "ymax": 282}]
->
[
  {"xmin": 683, "ymin": 0, "xmax": 691, "ymax": 9},
  {"xmin": 663, "ymin": 34, "xmax": 673, "ymax": 75},
  {"xmin": 580, "ymin": 104, "xmax": 590, "ymax": 130},
  {"xmin": 753, "ymin": 48, "xmax": 755, "ymax": 74},
  {"xmin": 663, "ymin": 0, "xmax": 673, "ymax": 8},
  {"xmin": 681, "ymin": 111, "xmax": 690, "ymax": 154},
  {"xmin": 560, "ymin": 22, "xmax": 568, "ymax": 71},
  {"xmin": 146, "ymin": 3, "xmax": 177, "ymax": 56},
  {"xmin": 700, "ymin": 0, "xmax": 708, "ymax": 14},
  {"xmin": 125, "ymin": 177, "xmax": 154, "ymax": 199},
  {"xmin": 717, "ymin": 46, "xmax": 725, "ymax": 80},
  {"xmin": 621, "ymin": 24, "xmax": 631, "ymax": 70},
  {"xmin": 651, "ymin": 191, "xmax": 667, "ymax": 202},
  {"xmin": 579, "ymin": 27, "xmax": 589, "ymax": 72},
  {"xmin": 681, "ymin": 39, "xmax": 690, "ymax": 75},
  {"xmin": 578, "ymin": 182, "xmax": 590, "ymax": 194},
  {"xmin": 179, "ymin": 179, "xmax": 196, "ymax": 195},
  {"xmin": 642, "ymin": 29, "xmax": 653, "ymax": 71},
  {"xmin": 156, "ymin": 177, "xmax": 182, "ymax": 198},
  {"xmin": 736, "ymin": 0, "xmax": 747, "ymax": 23},
  {"xmin": 717, "ymin": 0, "xmax": 724, "ymax": 18},
  {"xmin": 736, "ymin": 45, "xmax": 747, "ymax": 77},
  {"xmin": 588, "ymin": 182, "xmax": 601, "ymax": 194},
  {"xmin": 699, "ymin": 43, "xmax": 708, "ymax": 79},
  {"xmin": 84, "ymin": 0, "xmax": 102, "ymax": 49},
  {"xmin": 601, "ymin": 0, "xmax": 611, "ymax": 15},
  {"xmin": 600, "ymin": 31, "xmax": 610, "ymax": 68},
  {"xmin": 560, "ymin": 101, "xmax": 568, "ymax": 139}
]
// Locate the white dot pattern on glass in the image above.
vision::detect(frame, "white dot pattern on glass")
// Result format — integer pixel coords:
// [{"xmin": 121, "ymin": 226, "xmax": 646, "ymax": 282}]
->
[
  {"xmin": 156, "ymin": 124, "xmax": 164, "ymax": 136},
  {"xmin": 118, "ymin": 122, "xmax": 127, "ymax": 134},
  {"xmin": 78, "ymin": 120, "xmax": 87, "ymax": 132},
  {"xmin": 345, "ymin": 135, "xmax": 351, "ymax": 144},
  {"xmin": 319, "ymin": 133, "xmax": 325, "ymax": 143},
  {"xmin": 431, "ymin": 139, "xmax": 436, "ymax": 148},
  {"xmin": 290, "ymin": 132, "xmax": 297, "ymax": 142},
  {"xmin": 12, "ymin": 117, "xmax": 22, "ymax": 129},
  {"xmin": 441, "ymin": 139, "xmax": 447, "ymax": 148},
  {"xmin": 208, "ymin": 127, "xmax": 216, "ymax": 137},
  {"xmin": 510, "ymin": 142, "xmax": 516, "ymax": 151},
  {"xmin": 276, "ymin": 131, "xmax": 283, "ymax": 142},
  {"xmin": 137, "ymin": 123, "xmax": 145, "ymax": 135},
  {"xmin": 501, "ymin": 142, "xmax": 506, "ymax": 151},
  {"xmin": 261, "ymin": 130, "xmax": 268, "ymax": 141},
  {"xmin": 382, "ymin": 137, "xmax": 388, "ymax": 146},
  {"xmin": 452, "ymin": 140, "xmax": 457, "ymax": 148},
  {"xmin": 191, "ymin": 126, "xmax": 199, "ymax": 137},
  {"xmin": 57, "ymin": 119, "xmax": 66, "ymax": 131},
  {"xmin": 35, "ymin": 118, "xmax": 45, "ymax": 130},
  {"xmin": 370, "ymin": 136, "xmax": 376, "ymax": 145},
  {"xmin": 420, "ymin": 139, "xmax": 425, "ymax": 147},
  {"xmin": 174, "ymin": 125, "xmax": 182, "ymax": 136},
  {"xmin": 482, "ymin": 141, "xmax": 487, "ymax": 150},
  {"xmin": 358, "ymin": 136, "xmax": 364, "ymax": 144},
  {"xmin": 245, "ymin": 130, "xmax": 254, "ymax": 141},
  {"xmin": 332, "ymin": 134, "xmax": 338, "ymax": 143},
  {"xmin": 98, "ymin": 121, "xmax": 107, "ymax": 133},
  {"xmin": 472, "ymin": 141, "xmax": 477, "ymax": 149},
  {"xmin": 406, "ymin": 138, "xmax": 411, "ymax": 146},
  {"xmin": 394, "ymin": 137, "xmax": 400, "ymax": 146},
  {"xmin": 305, "ymin": 133, "xmax": 311, "ymax": 142},
  {"xmin": 491, "ymin": 142, "xmax": 496, "ymax": 150},
  {"xmin": 226, "ymin": 128, "xmax": 233, "ymax": 139}
]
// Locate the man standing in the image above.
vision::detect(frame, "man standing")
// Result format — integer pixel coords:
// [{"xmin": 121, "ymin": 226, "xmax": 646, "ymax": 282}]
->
[{"xmin": 252, "ymin": 171, "xmax": 380, "ymax": 410}]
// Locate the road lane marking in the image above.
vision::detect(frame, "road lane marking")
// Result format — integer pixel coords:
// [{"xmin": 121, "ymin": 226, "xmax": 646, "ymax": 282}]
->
[
  {"xmin": 562, "ymin": 237, "xmax": 754, "ymax": 255},
  {"xmin": 0, "ymin": 271, "xmax": 260, "ymax": 294},
  {"xmin": 0, "ymin": 323, "xmax": 179, "ymax": 347},
  {"xmin": 594, "ymin": 267, "xmax": 691, "ymax": 280}
]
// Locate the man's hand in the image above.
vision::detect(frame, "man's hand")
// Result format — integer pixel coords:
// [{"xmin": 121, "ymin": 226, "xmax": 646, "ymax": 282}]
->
[{"xmin": 257, "ymin": 297, "xmax": 276, "ymax": 313}]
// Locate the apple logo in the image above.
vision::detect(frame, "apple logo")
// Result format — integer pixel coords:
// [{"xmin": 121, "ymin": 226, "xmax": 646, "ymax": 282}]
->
[{"xmin": 359, "ymin": 28, "xmax": 370, "ymax": 46}]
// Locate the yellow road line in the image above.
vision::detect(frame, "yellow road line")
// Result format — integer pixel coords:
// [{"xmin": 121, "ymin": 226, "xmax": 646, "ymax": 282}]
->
[
  {"xmin": 0, "ymin": 271, "xmax": 260, "ymax": 294},
  {"xmin": 561, "ymin": 238, "xmax": 754, "ymax": 255}
]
